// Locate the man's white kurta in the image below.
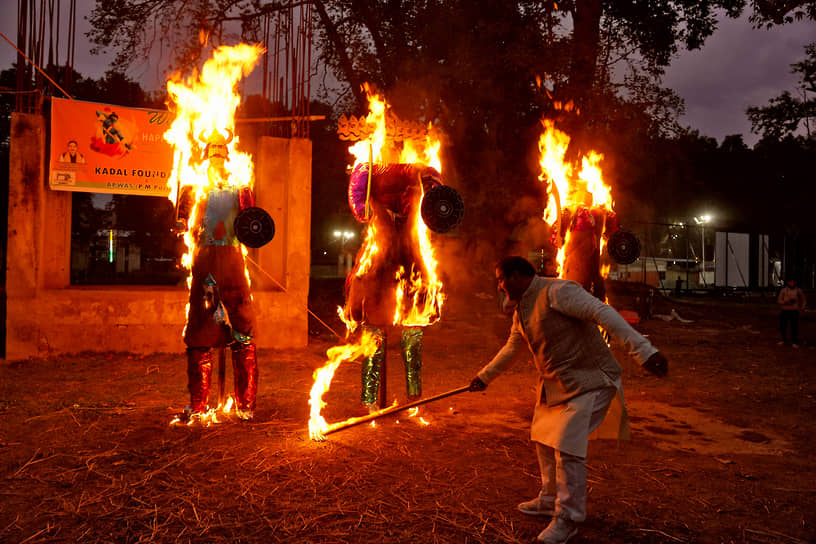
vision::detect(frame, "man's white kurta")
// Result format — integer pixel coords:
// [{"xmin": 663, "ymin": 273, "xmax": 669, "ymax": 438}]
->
[{"xmin": 478, "ymin": 276, "xmax": 657, "ymax": 457}]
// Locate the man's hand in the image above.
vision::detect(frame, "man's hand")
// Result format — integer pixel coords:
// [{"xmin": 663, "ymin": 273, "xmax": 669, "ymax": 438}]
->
[
  {"xmin": 469, "ymin": 376, "xmax": 488, "ymax": 392},
  {"xmin": 642, "ymin": 352, "xmax": 668, "ymax": 378}
]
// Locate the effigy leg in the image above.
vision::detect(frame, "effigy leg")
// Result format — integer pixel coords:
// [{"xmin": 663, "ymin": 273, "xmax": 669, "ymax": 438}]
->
[
  {"xmin": 401, "ymin": 327, "xmax": 423, "ymax": 400},
  {"xmin": 360, "ymin": 326, "xmax": 386, "ymax": 408}
]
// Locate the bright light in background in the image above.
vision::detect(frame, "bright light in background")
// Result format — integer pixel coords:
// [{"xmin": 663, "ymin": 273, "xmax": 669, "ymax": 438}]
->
[
  {"xmin": 333, "ymin": 230, "xmax": 354, "ymax": 240},
  {"xmin": 693, "ymin": 213, "xmax": 713, "ymax": 286}
]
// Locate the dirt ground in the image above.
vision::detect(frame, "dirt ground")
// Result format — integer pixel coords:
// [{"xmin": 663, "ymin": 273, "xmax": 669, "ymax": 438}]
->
[{"xmin": 1, "ymin": 279, "xmax": 814, "ymax": 544}]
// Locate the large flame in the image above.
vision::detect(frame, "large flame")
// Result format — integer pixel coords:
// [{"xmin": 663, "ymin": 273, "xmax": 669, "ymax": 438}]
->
[
  {"xmin": 163, "ymin": 44, "xmax": 262, "ymax": 425},
  {"xmin": 164, "ymin": 43, "xmax": 263, "ymax": 285},
  {"xmin": 538, "ymin": 118, "xmax": 615, "ymax": 274},
  {"xmin": 307, "ymin": 85, "xmax": 445, "ymax": 437},
  {"xmin": 351, "ymin": 85, "xmax": 445, "ymax": 327},
  {"xmin": 308, "ymin": 329, "xmax": 381, "ymax": 440}
]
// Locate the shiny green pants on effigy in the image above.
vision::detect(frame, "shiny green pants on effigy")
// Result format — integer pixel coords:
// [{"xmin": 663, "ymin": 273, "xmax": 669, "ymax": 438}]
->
[{"xmin": 361, "ymin": 326, "xmax": 423, "ymax": 405}]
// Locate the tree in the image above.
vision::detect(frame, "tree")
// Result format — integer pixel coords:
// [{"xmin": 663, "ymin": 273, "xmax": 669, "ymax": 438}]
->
[
  {"xmin": 84, "ymin": 0, "xmax": 816, "ymax": 271},
  {"xmin": 747, "ymin": 42, "xmax": 816, "ymax": 139},
  {"xmin": 747, "ymin": 0, "xmax": 816, "ymax": 26}
]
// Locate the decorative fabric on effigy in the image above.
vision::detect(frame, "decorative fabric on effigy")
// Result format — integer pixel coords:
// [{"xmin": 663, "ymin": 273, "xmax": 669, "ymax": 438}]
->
[
  {"xmin": 163, "ymin": 43, "xmax": 275, "ymax": 426},
  {"xmin": 308, "ymin": 84, "xmax": 464, "ymax": 441}
]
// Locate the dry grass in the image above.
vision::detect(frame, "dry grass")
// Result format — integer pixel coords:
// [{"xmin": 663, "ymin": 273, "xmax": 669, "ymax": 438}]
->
[{"xmin": 1, "ymin": 281, "xmax": 815, "ymax": 543}]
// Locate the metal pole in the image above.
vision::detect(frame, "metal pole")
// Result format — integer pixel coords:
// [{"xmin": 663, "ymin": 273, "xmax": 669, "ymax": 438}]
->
[
  {"xmin": 1, "ymin": 31, "xmax": 73, "ymax": 100},
  {"xmin": 685, "ymin": 224, "xmax": 689, "ymax": 293},
  {"xmin": 218, "ymin": 344, "xmax": 227, "ymax": 406},
  {"xmin": 378, "ymin": 331, "xmax": 388, "ymax": 409},
  {"xmin": 700, "ymin": 224, "xmax": 704, "ymax": 288}
]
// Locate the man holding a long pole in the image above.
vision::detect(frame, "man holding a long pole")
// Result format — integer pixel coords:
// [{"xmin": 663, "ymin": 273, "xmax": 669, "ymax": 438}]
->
[{"xmin": 469, "ymin": 256, "xmax": 668, "ymax": 544}]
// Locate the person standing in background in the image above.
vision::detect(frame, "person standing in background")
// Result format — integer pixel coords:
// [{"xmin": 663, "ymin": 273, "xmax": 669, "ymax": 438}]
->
[{"xmin": 778, "ymin": 278, "xmax": 806, "ymax": 348}]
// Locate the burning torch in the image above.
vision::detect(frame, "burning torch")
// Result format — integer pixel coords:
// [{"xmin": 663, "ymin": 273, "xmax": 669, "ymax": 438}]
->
[{"xmin": 313, "ymin": 384, "xmax": 472, "ymax": 440}]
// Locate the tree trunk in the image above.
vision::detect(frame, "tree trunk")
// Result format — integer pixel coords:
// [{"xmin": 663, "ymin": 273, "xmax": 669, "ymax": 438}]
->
[
  {"xmin": 569, "ymin": 0, "xmax": 602, "ymax": 109},
  {"xmin": 557, "ymin": 0, "xmax": 602, "ymax": 159}
]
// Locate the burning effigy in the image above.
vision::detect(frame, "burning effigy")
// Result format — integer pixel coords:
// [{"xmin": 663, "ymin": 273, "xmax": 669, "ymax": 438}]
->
[
  {"xmin": 164, "ymin": 44, "xmax": 276, "ymax": 425},
  {"xmin": 538, "ymin": 108, "xmax": 639, "ymax": 300},
  {"xmin": 309, "ymin": 85, "xmax": 464, "ymax": 440}
]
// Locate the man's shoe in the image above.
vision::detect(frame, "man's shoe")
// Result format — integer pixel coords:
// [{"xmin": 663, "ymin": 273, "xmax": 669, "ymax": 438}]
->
[
  {"xmin": 537, "ymin": 516, "xmax": 577, "ymax": 544},
  {"xmin": 518, "ymin": 492, "xmax": 555, "ymax": 516}
]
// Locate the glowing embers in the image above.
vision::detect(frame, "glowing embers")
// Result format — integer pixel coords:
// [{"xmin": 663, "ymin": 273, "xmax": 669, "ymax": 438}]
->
[
  {"xmin": 170, "ymin": 395, "xmax": 239, "ymax": 427},
  {"xmin": 407, "ymin": 407, "xmax": 430, "ymax": 426},
  {"xmin": 312, "ymin": 398, "xmax": 436, "ymax": 441}
]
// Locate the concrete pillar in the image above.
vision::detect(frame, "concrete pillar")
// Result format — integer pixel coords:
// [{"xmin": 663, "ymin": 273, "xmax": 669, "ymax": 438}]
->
[
  {"xmin": 6, "ymin": 113, "xmax": 47, "ymax": 357},
  {"xmin": 252, "ymin": 136, "xmax": 312, "ymax": 348}
]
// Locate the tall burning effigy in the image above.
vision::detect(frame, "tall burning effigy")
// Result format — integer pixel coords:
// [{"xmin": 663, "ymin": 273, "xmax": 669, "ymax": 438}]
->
[
  {"xmin": 309, "ymin": 84, "xmax": 464, "ymax": 440},
  {"xmin": 165, "ymin": 43, "xmax": 276, "ymax": 425},
  {"xmin": 538, "ymin": 106, "xmax": 639, "ymax": 300}
]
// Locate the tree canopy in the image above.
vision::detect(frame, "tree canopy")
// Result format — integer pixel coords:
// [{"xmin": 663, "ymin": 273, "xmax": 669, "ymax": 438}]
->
[
  {"xmin": 747, "ymin": 42, "xmax": 815, "ymax": 139},
  {"xmin": 80, "ymin": 0, "xmax": 816, "ymax": 252}
]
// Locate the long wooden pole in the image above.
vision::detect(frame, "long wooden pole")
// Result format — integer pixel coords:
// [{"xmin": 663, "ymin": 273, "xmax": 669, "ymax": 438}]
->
[{"xmin": 320, "ymin": 385, "xmax": 471, "ymax": 437}]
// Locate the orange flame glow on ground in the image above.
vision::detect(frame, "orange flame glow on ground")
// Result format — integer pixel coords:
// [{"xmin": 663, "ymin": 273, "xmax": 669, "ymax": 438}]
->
[
  {"xmin": 169, "ymin": 395, "xmax": 235, "ymax": 427},
  {"xmin": 538, "ymin": 119, "xmax": 615, "ymax": 274}
]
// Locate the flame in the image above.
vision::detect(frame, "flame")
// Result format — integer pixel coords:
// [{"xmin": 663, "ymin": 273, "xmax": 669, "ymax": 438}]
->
[
  {"xmin": 538, "ymin": 117, "xmax": 615, "ymax": 276},
  {"xmin": 308, "ymin": 329, "xmax": 381, "ymax": 440},
  {"xmin": 407, "ymin": 407, "xmax": 430, "ymax": 426},
  {"xmin": 392, "ymin": 184, "xmax": 445, "ymax": 327},
  {"xmin": 164, "ymin": 43, "xmax": 263, "ymax": 285},
  {"xmin": 169, "ymin": 395, "xmax": 236, "ymax": 427},
  {"xmin": 308, "ymin": 85, "xmax": 447, "ymax": 439},
  {"xmin": 353, "ymin": 222, "xmax": 379, "ymax": 278},
  {"xmin": 349, "ymin": 84, "xmax": 445, "ymax": 327}
]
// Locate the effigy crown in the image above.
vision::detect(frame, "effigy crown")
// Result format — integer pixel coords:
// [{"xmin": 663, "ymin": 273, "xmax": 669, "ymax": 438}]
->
[{"xmin": 337, "ymin": 112, "xmax": 428, "ymax": 144}]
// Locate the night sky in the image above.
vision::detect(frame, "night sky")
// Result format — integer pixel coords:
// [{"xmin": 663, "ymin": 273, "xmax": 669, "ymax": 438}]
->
[{"xmin": 1, "ymin": 4, "xmax": 814, "ymax": 146}]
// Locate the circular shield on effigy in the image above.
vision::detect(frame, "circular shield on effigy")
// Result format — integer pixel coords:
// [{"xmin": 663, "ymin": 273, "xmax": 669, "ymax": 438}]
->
[
  {"xmin": 234, "ymin": 206, "xmax": 275, "ymax": 248},
  {"xmin": 607, "ymin": 230, "xmax": 641, "ymax": 264},
  {"xmin": 420, "ymin": 185, "xmax": 464, "ymax": 233}
]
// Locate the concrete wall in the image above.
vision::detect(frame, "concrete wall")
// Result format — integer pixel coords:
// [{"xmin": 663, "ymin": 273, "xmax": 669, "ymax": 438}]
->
[{"xmin": 6, "ymin": 112, "xmax": 311, "ymax": 360}]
